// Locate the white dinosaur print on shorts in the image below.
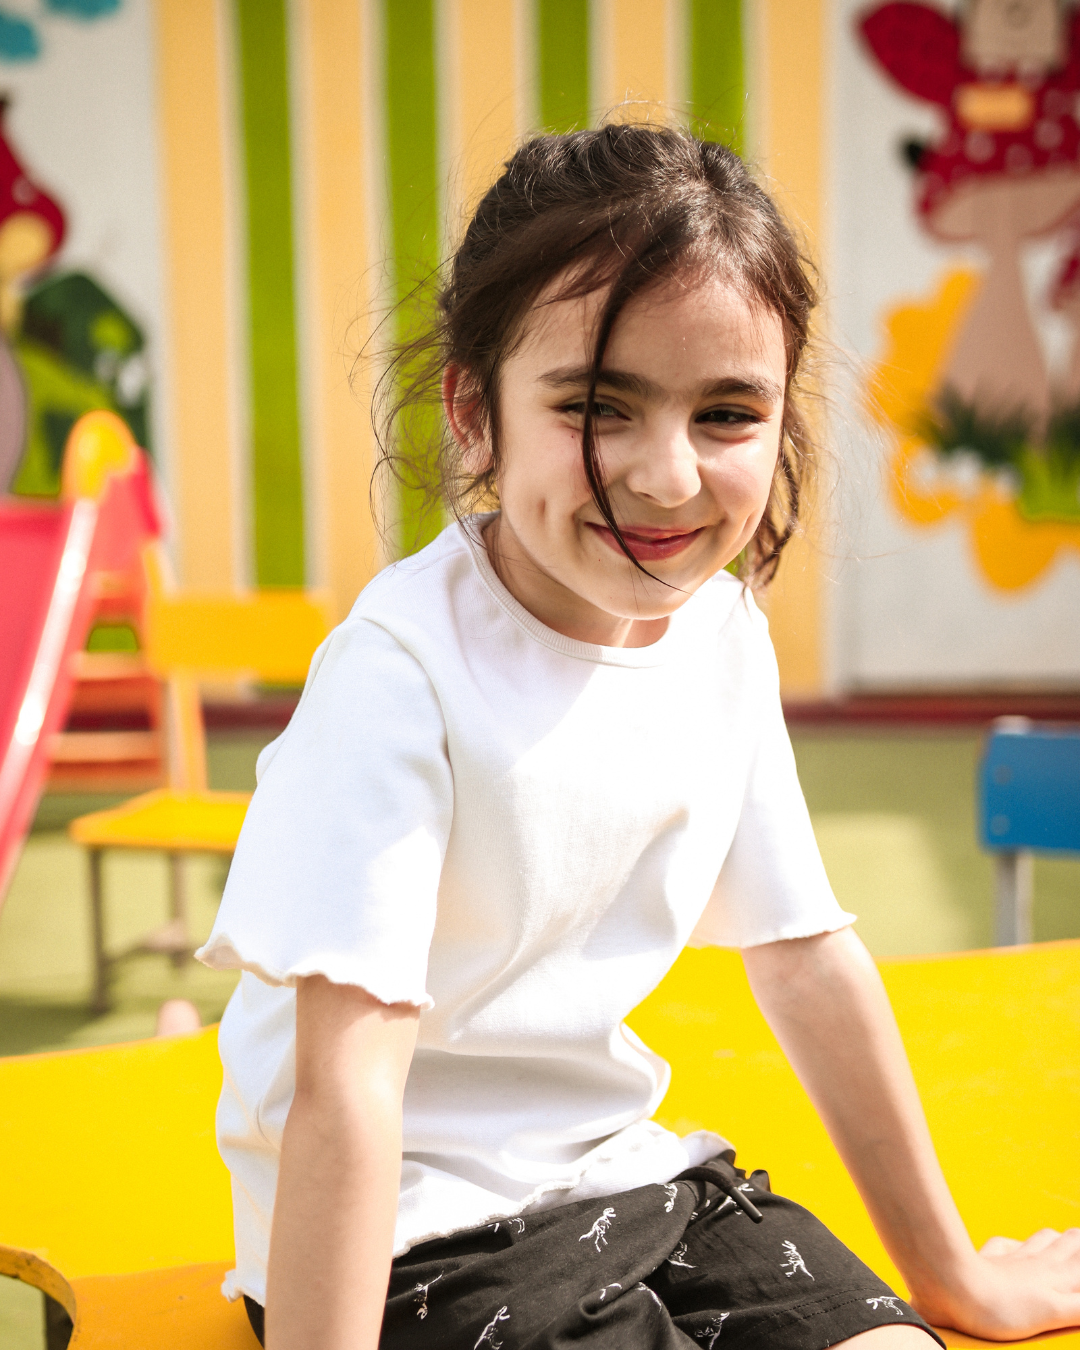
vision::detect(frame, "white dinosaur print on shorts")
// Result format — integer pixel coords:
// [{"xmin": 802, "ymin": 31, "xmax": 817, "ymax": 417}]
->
[
  {"xmin": 635, "ymin": 1282, "xmax": 664, "ymax": 1310},
  {"xmin": 866, "ymin": 1296, "xmax": 904, "ymax": 1315},
  {"xmin": 666, "ymin": 1241, "xmax": 696, "ymax": 1269},
  {"xmin": 490, "ymin": 1217, "xmax": 525, "ymax": 1235},
  {"xmin": 660, "ymin": 1182, "xmax": 679, "ymax": 1212},
  {"xmin": 780, "ymin": 1240, "xmax": 815, "ymax": 1280},
  {"xmin": 696, "ymin": 1312, "xmax": 730, "ymax": 1347},
  {"xmin": 579, "ymin": 1207, "xmax": 616, "ymax": 1253},
  {"xmin": 413, "ymin": 1272, "xmax": 443, "ymax": 1319},
  {"xmin": 473, "ymin": 1304, "xmax": 510, "ymax": 1349}
]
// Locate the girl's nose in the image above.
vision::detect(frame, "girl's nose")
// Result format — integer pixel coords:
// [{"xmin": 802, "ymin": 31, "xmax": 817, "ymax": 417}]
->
[{"xmin": 624, "ymin": 420, "xmax": 701, "ymax": 506}]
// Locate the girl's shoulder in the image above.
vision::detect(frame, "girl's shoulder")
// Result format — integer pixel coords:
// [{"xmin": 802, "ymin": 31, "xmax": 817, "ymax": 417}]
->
[
  {"xmin": 349, "ymin": 518, "xmax": 476, "ymax": 623},
  {"xmin": 692, "ymin": 569, "xmax": 769, "ymax": 644}
]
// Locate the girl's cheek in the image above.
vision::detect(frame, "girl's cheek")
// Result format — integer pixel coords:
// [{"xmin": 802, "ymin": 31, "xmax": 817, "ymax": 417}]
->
[{"xmin": 705, "ymin": 458, "xmax": 767, "ymax": 512}]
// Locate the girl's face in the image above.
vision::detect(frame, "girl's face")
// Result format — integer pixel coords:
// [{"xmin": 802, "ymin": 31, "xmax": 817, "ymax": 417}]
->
[{"xmin": 449, "ymin": 272, "xmax": 789, "ymax": 647}]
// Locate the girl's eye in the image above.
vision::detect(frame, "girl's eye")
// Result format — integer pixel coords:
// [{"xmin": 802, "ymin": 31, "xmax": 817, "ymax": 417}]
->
[
  {"xmin": 697, "ymin": 407, "xmax": 761, "ymax": 427},
  {"xmin": 560, "ymin": 400, "xmax": 623, "ymax": 420}
]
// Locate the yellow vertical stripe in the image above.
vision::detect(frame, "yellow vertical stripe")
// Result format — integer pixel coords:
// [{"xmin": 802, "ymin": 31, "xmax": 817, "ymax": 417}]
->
[
  {"xmin": 757, "ymin": 0, "xmax": 826, "ymax": 697},
  {"xmin": 453, "ymin": 0, "xmax": 523, "ymax": 221},
  {"xmin": 153, "ymin": 0, "xmax": 240, "ymax": 591},
  {"xmin": 759, "ymin": 0, "xmax": 823, "ymax": 246},
  {"xmin": 602, "ymin": 0, "xmax": 675, "ymax": 112},
  {"xmin": 294, "ymin": 0, "xmax": 378, "ymax": 621}
]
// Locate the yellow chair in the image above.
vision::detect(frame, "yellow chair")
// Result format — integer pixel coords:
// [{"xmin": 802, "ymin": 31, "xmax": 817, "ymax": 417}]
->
[
  {"xmin": 1, "ymin": 941, "xmax": 1077, "ymax": 1347},
  {"xmin": 65, "ymin": 421, "xmax": 333, "ymax": 1013}
]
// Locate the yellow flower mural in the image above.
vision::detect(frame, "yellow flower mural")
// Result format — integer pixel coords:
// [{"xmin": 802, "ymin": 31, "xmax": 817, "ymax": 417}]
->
[{"xmin": 868, "ymin": 269, "xmax": 1080, "ymax": 591}]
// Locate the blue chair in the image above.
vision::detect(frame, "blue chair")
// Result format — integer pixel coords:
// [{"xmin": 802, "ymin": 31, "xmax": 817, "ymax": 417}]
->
[{"xmin": 979, "ymin": 717, "xmax": 1080, "ymax": 944}]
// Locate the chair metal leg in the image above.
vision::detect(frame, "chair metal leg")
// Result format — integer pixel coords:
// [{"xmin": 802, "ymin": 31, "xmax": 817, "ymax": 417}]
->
[
  {"xmin": 169, "ymin": 852, "xmax": 190, "ymax": 969},
  {"xmin": 995, "ymin": 849, "xmax": 1034, "ymax": 946},
  {"xmin": 89, "ymin": 849, "xmax": 110, "ymax": 1014}
]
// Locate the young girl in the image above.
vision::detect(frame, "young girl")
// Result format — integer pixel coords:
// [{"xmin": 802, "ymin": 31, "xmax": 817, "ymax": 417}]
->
[{"xmin": 197, "ymin": 125, "xmax": 1080, "ymax": 1350}]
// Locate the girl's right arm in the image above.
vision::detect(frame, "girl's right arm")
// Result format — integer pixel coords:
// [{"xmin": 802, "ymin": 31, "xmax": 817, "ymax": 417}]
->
[{"xmin": 265, "ymin": 975, "xmax": 420, "ymax": 1350}]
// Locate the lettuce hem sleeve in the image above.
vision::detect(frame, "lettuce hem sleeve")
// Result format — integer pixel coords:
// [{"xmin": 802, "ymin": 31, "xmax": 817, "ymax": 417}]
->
[
  {"xmin": 195, "ymin": 933, "xmax": 436, "ymax": 1010},
  {"xmin": 688, "ymin": 908, "xmax": 857, "ymax": 952}
]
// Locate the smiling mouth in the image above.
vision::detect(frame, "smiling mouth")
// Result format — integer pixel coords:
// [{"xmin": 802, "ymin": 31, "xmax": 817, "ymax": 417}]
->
[{"xmin": 585, "ymin": 521, "xmax": 706, "ymax": 562}]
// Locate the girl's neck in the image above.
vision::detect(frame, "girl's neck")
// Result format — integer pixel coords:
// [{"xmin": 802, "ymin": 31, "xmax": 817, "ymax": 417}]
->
[{"xmin": 481, "ymin": 514, "xmax": 670, "ymax": 649}]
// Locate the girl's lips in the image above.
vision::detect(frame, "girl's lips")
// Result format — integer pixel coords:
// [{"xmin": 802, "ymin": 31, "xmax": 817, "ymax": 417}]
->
[{"xmin": 586, "ymin": 521, "xmax": 706, "ymax": 561}]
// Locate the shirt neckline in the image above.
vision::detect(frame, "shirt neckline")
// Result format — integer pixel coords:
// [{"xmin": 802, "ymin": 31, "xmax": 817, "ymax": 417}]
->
[{"xmin": 459, "ymin": 513, "xmax": 703, "ymax": 669}]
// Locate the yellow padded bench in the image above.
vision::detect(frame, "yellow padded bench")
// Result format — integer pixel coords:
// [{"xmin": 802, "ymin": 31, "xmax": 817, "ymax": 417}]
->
[{"xmin": 1, "ymin": 942, "xmax": 1078, "ymax": 1347}]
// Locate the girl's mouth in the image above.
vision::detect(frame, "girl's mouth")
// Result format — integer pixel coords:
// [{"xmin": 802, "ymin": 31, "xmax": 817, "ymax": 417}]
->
[{"xmin": 586, "ymin": 521, "xmax": 707, "ymax": 561}]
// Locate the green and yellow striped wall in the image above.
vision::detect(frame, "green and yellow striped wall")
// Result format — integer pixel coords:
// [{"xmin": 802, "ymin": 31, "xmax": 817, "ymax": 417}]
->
[{"xmin": 153, "ymin": 0, "xmax": 826, "ymax": 694}]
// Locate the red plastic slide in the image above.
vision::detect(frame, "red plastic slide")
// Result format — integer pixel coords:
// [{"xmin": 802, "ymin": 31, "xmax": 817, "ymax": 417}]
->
[{"xmin": 0, "ymin": 415, "xmax": 159, "ymax": 903}]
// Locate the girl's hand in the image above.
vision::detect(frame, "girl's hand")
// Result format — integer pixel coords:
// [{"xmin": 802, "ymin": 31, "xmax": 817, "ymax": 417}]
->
[{"xmin": 911, "ymin": 1229, "xmax": 1080, "ymax": 1341}]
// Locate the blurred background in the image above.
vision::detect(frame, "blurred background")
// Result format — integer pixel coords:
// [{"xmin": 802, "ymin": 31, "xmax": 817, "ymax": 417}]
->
[{"xmin": 0, "ymin": 0, "xmax": 1078, "ymax": 1063}]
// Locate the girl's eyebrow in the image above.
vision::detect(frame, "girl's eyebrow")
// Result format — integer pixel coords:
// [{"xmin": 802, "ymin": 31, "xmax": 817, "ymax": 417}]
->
[{"xmin": 540, "ymin": 366, "xmax": 783, "ymax": 405}]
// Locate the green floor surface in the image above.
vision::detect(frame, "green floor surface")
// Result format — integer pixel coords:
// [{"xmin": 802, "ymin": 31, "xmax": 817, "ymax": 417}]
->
[
  {"xmin": 0, "ymin": 1277, "xmax": 44, "ymax": 1350},
  {"xmin": 0, "ymin": 735, "xmax": 269, "ymax": 1059},
  {"xmin": 795, "ymin": 731, "xmax": 1080, "ymax": 955}
]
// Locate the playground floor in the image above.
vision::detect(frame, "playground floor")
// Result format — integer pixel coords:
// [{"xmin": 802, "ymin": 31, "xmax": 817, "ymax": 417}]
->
[{"xmin": 1, "ymin": 726, "xmax": 1079, "ymax": 1347}]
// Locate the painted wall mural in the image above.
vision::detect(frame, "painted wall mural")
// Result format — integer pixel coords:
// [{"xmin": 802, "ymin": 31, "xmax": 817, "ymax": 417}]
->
[
  {"xmin": 0, "ymin": 0, "xmax": 157, "ymax": 501},
  {"xmin": 861, "ymin": 0, "xmax": 1080, "ymax": 591},
  {"xmin": 831, "ymin": 0, "xmax": 1080, "ymax": 688},
  {"xmin": 0, "ymin": 101, "xmax": 150, "ymax": 497},
  {"xmin": 0, "ymin": 0, "xmax": 119, "ymax": 65}
]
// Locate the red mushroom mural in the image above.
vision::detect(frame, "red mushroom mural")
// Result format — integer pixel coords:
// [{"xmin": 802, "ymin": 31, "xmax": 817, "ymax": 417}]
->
[
  {"xmin": 0, "ymin": 98, "xmax": 152, "ymax": 499},
  {"xmin": 859, "ymin": 0, "xmax": 1080, "ymax": 584},
  {"xmin": 0, "ymin": 96, "xmax": 65, "ymax": 491}
]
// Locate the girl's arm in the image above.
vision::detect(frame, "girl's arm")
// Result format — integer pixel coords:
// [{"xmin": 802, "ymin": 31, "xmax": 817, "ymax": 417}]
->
[
  {"xmin": 265, "ymin": 975, "xmax": 420, "ymax": 1350},
  {"xmin": 742, "ymin": 926, "xmax": 1080, "ymax": 1339}
]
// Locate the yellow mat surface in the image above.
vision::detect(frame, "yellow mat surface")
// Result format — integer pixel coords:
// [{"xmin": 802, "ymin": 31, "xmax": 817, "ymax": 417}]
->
[{"xmin": 0, "ymin": 941, "xmax": 1076, "ymax": 1345}]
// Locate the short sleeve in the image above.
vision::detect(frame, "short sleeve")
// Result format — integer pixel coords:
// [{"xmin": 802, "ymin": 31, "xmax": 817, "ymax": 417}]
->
[
  {"xmin": 196, "ymin": 618, "xmax": 453, "ymax": 1008},
  {"xmin": 689, "ymin": 610, "xmax": 855, "ymax": 950}
]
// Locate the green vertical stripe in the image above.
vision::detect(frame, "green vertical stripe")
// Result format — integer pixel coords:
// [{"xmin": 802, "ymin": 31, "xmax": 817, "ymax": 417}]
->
[
  {"xmin": 538, "ymin": 0, "xmax": 590, "ymax": 133},
  {"xmin": 235, "ymin": 0, "xmax": 305, "ymax": 586},
  {"xmin": 385, "ymin": 0, "xmax": 442, "ymax": 555},
  {"xmin": 690, "ymin": 0, "xmax": 744, "ymax": 154}
]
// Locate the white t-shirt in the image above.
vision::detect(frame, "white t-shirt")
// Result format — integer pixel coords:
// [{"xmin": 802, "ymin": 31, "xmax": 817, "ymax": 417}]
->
[{"xmin": 197, "ymin": 516, "xmax": 853, "ymax": 1305}]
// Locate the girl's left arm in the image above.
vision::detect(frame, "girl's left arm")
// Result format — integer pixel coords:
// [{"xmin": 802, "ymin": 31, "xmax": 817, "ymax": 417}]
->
[{"xmin": 742, "ymin": 926, "xmax": 1080, "ymax": 1339}]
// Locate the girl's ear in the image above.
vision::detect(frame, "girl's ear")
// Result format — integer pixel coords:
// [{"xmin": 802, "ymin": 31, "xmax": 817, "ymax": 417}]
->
[{"xmin": 443, "ymin": 364, "xmax": 491, "ymax": 474}]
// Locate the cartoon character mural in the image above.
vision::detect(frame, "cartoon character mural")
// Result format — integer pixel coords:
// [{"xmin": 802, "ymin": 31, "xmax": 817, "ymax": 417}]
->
[
  {"xmin": 859, "ymin": 0, "xmax": 1080, "ymax": 588},
  {"xmin": 0, "ymin": 93, "xmax": 63, "ymax": 489},
  {"xmin": 0, "ymin": 97, "xmax": 151, "ymax": 497}
]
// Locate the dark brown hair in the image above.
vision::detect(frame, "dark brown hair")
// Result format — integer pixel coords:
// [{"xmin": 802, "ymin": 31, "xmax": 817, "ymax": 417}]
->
[{"xmin": 374, "ymin": 122, "xmax": 818, "ymax": 585}]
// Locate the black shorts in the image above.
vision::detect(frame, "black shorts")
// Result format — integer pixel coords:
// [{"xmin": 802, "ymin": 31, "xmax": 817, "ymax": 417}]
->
[{"xmin": 245, "ymin": 1156, "xmax": 944, "ymax": 1348}]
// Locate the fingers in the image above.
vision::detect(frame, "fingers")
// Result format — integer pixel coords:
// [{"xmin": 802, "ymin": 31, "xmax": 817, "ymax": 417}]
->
[
  {"xmin": 980, "ymin": 1235, "xmax": 1022, "ymax": 1257},
  {"xmin": 981, "ymin": 1229, "xmax": 1080, "ymax": 1258},
  {"xmin": 1048, "ymin": 1227, "xmax": 1080, "ymax": 1274},
  {"xmin": 1014, "ymin": 1227, "xmax": 1080, "ymax": 1265},
  {"xmin": 1020, "ymin": 1228, "xmax": 1065, "ymax": 1256}
]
